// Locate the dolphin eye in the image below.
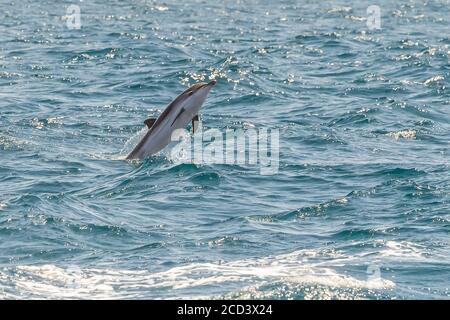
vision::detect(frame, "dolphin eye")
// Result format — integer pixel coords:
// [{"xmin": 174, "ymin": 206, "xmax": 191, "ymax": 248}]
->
[{"xmin": 188, "ymin": 91, "xmax": 194, "ymax": 96}]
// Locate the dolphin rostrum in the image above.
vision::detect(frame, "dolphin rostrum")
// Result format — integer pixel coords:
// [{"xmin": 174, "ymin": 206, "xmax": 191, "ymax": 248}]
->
[{"xmin": 126, "ymin": 80, "xmax": 216, "ymax": 160}]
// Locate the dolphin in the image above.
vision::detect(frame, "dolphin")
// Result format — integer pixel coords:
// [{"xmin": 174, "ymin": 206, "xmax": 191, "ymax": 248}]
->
[{"xmin": 126, "ymin": 80, "xmax": 216, "ymax": 160}]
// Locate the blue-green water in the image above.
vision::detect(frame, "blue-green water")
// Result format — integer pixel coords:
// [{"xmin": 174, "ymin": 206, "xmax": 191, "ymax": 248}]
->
[{"xmin": 1, "ymin": 0, "xmax": 450, "ymax": 299}]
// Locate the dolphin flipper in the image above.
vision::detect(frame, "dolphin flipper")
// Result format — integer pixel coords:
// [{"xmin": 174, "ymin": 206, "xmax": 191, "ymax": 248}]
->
[{"xmin": 192, "ymin": 115, "xmax": 199, "ymax": 134}]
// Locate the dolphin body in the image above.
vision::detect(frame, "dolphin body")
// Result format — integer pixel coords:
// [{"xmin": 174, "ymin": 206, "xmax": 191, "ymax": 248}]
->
[{"xmin": 126, "ymin": 80, "xmax": 216, "ymax": 160}]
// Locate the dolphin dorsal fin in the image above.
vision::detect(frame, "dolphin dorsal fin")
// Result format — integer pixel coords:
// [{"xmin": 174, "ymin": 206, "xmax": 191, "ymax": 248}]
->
[
  {"xmin": 144, "ymin": 118, "xmax": 157, "ymax": 129},
  {"xmin": 192, "ymin": 115, "xmax": 199, "ymax": 134}
]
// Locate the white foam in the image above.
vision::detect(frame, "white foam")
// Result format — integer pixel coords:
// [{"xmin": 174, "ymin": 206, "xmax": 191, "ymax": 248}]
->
[
  {"xmin": 386, "ymin": 129, "xmax": 417, "ymax": 140},
  {"xmin": 89, "ymin": 127, "xmax": 148, "ymax": 160},
  {"xmin": 0, "ymin": 248, "xmax": 396, "ymax": 299},
  {"xmin": 378, "ymin": 240, "xmax": 425, "ymax": 259},
  {"xmin": 120, "ymin": 128, "xmax": 148, "ymax": 156}
]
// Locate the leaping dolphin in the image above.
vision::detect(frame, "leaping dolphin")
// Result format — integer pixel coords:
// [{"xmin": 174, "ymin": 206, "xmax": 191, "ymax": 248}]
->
[{"xmin": 126, "ymin": 80, "xmax": 216, "ymax": 160}]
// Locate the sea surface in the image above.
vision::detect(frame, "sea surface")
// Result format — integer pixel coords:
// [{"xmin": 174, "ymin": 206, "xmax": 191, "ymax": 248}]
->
[{"xmin": 1, "ymin": 0, "xmax": 450, "ymax": 299}]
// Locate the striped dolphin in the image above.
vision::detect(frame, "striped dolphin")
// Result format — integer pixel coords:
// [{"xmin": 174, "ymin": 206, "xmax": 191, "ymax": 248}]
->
[{"xmin": 126, "ymin": 80, "xmax": 216, "ymax": 160}]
